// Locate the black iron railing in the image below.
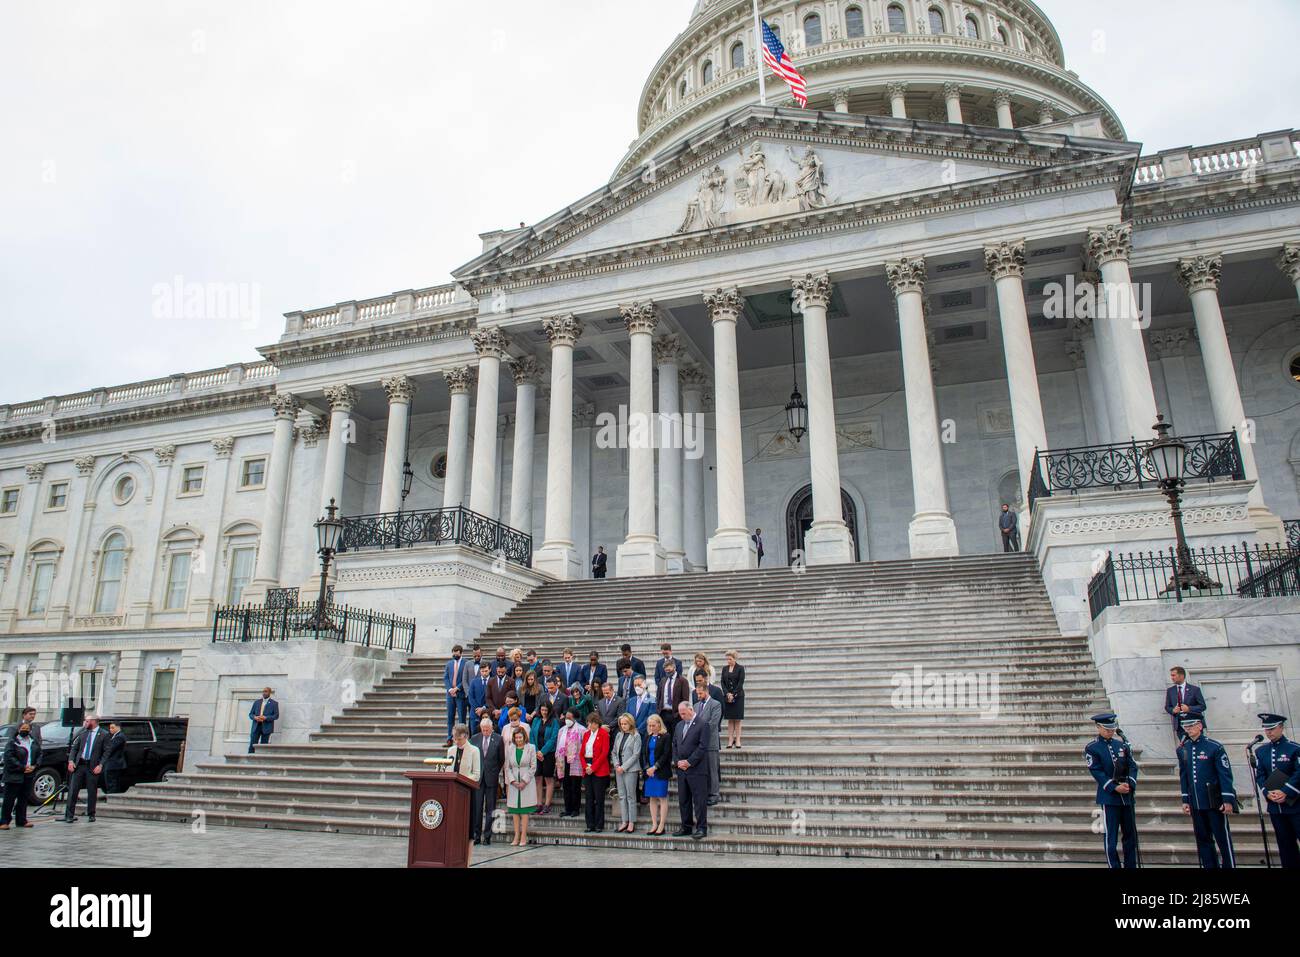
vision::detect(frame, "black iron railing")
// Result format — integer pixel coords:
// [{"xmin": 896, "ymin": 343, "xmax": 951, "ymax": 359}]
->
[
  {"xmin": 1028, "ymin": 432, "xmax": 1245, "ymax": 510},
  {"xmin": 338, "ymin": 505, "xmax": 532, "ymax": 568},
  {"xmin": 265, "ymin": 587, "xmax": 300, "ymax": 609},
  {"xmin": 212, "ymin": 601, "xmax": 415, "ymax": 653},
  {"xmin": 1087, "ymin": 541, "xmax": 1300, "ymax": 620},
  {"xmin": 1287, "ymin": 519, "xmax": 1300, "ymax": 550}
]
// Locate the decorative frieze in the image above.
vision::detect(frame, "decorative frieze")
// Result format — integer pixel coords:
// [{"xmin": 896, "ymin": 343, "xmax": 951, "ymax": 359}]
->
[
  {"xmin": 1085, "ymin": 222, "xmax": 1133, "ymax": 267},
  {"xmin": 983, "ymin": 239, "xmax": 1026, "ymax": 280},
  {"xmin": 620, "ymin": 301, "xmax": 659, "ymax": 336},
  {"xmin": 381, "ymin": 375, "xmax": 418, "ymax": 404},
  {"xmin": 886, "ymin": 257, "xmax": 927, "ymax": 296},
  {"xmin": 541, "ymin": 314, "xmax": 583, "ymax": 347},
  {"xmin": 1046, "ymin": 504, "xmax": 1249, "ymax": 537},
  {"xmin": 1175, "ymin": 254, "xmax": 1222, "ymax": 293},
  {"xmin": 443, "ymin": 366, "xmax": 476, "ymax": 396}
]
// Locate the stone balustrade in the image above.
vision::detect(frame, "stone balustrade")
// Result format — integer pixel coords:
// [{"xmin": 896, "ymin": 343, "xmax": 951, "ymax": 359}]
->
[
  {"xmin": 1134, "ymin": 130, "xmax": 1299, "ymax": 186},
  {"xmin": 285, "ymin": 282, "xmax": 469, "ymax": 334}
]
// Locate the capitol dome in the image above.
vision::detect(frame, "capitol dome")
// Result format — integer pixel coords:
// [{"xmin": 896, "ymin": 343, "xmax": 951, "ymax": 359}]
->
[{"xmin": 617, "ymin": 0, "xmax": 1125, "ymax": 176}]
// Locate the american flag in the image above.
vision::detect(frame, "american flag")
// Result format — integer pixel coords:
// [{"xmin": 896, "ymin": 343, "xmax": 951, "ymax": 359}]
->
[{"xmin": 760, "ymin": 20, "xmax": 807, "ymax": 107}]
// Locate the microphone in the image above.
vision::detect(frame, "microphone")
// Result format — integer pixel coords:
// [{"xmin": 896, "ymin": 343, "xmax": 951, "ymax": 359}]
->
[{"xmin": 1248, "ymin": 734, "xmax": 1264, "ymax": 748}]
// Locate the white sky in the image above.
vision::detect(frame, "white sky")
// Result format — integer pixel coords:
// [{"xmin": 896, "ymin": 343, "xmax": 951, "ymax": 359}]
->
[{"xmin": 2, "ymin": 0, "xmax": 1297, "ymax": 405}]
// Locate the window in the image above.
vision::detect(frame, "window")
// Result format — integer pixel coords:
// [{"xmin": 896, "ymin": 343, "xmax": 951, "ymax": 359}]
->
[
  {"xmin": 1290, "ymin": 353, "xmax": 1300, "ymax": 384},
  {"xmin": 887, "ymin": 5, "xmax": 906, "ymax": 33},
  {"xmin": 678, "ymin": 78, "xmax": 688, "ymax": 98},
  {"xmin": 93, "ymin": 532, "xmax": 126, "ymax": 614},
  {"xmin": 964, "ymin": 14, "xmax": 980, "ymax": 39},
  {"xmin": 180, "ymin": 465, "xmax": 205, "ymax": 495},
  {"xmin": 227, "ymin": 546, "xmax": 255, "ymax": 604},
  {"xmin": 928, "ymin": 7, "xmax": 945, "ymax": 34},
  {"xmin": 997, "ymin": 26, "xmax": 1009, "ymax": 43},
  {"xmin": 113, "ymin": 474, "xmax": 135, "ymax": 505},
  {"xmin": 430, "ymin": 452, "xmax": 448, "ymax": 480},
  {"xmin": 239, "ymin": 457, "xmax": 266, "ymax": 489},
  {"xmin": 46, "ymin": 482, "xmax": 68, "ymax": 510},
  {"xmin": 80, "ymin": 670, "xmax": 102, "ymax": 712},
  {"xmin": 845, "ymin": 6, "xmax": 864, "ymax": 38},
  {"xmin": 2, "ymin": 488, "xmax": 19, "ymax": 515},
  {"xmin": 149, "ymin": 670, "xmax": 176, "ymax": 717},
  {"xmin": 28, "ymin": 562, "xmax": 54, "ymax": 614},
  {"xmin": 163, "ymin": 551, "xmax": 192, "ymax": 610},
  {"xmin": 701, "ymin": 60, "xmax": 713, "ymax": 85},
  {"xmin": 804, "ymin": 13, "xmax": 822, "ymax": 47},
  {"xmin": 730, "ymin": 41, "xmax": 745, "ymax": 69}
]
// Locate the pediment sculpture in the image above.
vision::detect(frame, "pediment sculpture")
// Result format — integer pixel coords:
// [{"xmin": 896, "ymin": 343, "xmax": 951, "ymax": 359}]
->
[{"xmin": 677, "ymin": 142, "xmax": 832, "ymax": 233}]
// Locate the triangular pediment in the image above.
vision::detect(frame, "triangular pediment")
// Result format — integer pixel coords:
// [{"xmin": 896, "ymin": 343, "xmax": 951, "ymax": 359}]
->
[{"xmin": 454, "ymin": 106, "xmax": 1139, "ymax": 288}]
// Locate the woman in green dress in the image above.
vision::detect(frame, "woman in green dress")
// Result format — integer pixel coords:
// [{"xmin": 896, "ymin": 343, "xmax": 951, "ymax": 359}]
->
[
  {"xmin": 569, "ymin": 681, "xmax": 597, "ymax": 724},
  {"xmin": 504, "ymin": 726, "xmax": 538, "ymax": 846}
]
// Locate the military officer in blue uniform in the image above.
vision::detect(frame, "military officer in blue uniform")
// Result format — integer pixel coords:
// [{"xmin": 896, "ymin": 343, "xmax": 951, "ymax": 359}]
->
[
  {"xmin": 1177, "ymin": 710, "xmax": 1238, "ymax": 868},
  {"xmin": 1085, "ymin": 712, "xmax": 1140, "ymax": 868},
  {"xmin": 1253, "ymin": 713, "xmax": 1300, "ymax": 868}
]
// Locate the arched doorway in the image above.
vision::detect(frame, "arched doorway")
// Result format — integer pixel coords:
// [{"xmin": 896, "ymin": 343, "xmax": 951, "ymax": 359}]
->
[{"xmin": 785, "ymin": 485, "xmax": 860, "ymax": 563}]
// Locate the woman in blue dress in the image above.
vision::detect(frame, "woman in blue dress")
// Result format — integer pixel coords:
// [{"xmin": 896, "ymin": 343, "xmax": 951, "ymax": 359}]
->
[{"xmin": 640, "ymin": 713, "xmax": 672, "ymax": 835}]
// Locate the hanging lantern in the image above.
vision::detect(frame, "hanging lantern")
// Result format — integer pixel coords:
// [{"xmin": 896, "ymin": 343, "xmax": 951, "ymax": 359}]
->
[{"xmin": 785, "ymin": 387, "xmax": 808, "ymax": 441}]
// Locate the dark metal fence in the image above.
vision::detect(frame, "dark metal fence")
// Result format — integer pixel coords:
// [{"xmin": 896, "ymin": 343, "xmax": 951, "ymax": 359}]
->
[
  {"xmin": 1287, "ymin": 519, "xmax": 1300, "ymax": 550},
  {"xmin": 338, "ymin": 505, "xmax": 532, "ymax": 568},
  {"xmin": 212, "ymin": 601, "xmax": 415, "ymax": 653},
  {"xmin": 1088, "ymin": 542, "xmax": 1300, "ymax": 620},
  {"xmin": 1028, "ymin": 432, "xmax": 1244, "ymax": 510}
]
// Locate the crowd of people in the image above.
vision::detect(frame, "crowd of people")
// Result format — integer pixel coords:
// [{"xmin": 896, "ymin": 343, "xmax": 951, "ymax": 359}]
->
[{"xmin": 443, "ymin": 641, "xmax": 747, "ymax": 846}]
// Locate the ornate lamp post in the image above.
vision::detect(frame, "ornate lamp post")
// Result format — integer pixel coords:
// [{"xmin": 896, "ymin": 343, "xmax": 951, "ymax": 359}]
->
[
  {"xmin": 305, "ymin": 498, "xmax": 345, "ymax": 632},
  {"xmin": 1144, "ymin": 416, "xmax": 1221, "ymax": 593},
  {"xmin": 785, "ymin": 305, "xmax": 808, "ymax": 442}
]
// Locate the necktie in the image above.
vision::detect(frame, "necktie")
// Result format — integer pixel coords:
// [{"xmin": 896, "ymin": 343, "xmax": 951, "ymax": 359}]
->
[
  {"xmin": 83, "ymin": 731, "xmax": 93, "ymax": 760},
  {"xmin": 453, "ymin": 747, "xmax": 463, "ymax": 774},
  {"xmin": 1179, "ymin": 686, "xmax": 1184, "ymax": 705}
]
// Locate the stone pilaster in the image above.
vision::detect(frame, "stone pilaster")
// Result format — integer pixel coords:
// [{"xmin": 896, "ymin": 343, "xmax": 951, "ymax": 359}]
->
[
  {"xmin": 534, "ymin": 315, "xmax": 583, "ymax": 579},
  {"xmin": 616, "ymin": 302, "xmax": 665, "ymax": 576}
]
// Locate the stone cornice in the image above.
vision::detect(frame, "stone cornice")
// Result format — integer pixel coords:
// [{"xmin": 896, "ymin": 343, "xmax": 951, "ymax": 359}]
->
[
  {"xmin": 1130, "ymin": 161, "xmax": 1300, "ymax": 227},
  {"xmin": 258, "ymin": 315, "xmax": 473, "ymax": 369}
]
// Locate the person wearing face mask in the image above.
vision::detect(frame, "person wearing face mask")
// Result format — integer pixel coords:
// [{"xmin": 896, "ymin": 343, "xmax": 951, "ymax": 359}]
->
[
  {"xmin": 555, "ymin": 709, "xmax": 585, "ymax": 818},
  {"xmin": 1, "ymin": 723, "xmax": 40, "ymax": 829}
]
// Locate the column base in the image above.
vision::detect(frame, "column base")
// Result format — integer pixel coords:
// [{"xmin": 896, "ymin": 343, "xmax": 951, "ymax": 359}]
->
[
  {"xmin": 616, "ymin": 539, "xmax": 666, "ymax": 577},
  {"xmin": 1248, "ymin": 506, "xmax": 1287, "ymax": 547},
  {"xmin": 804, "ymin": 521, "xmax": 855, "ymax": 566},
  {"xmin": 664, "ymin": 550, "xmax": 687, "ymax": 574},
  {"xmin": 533, "ymin": 543, "xmax": 583, "ymax": 581},
  {"xmin": 706, "ymin": 530, "xmax": 757, "ymax": 572},
  {"xmin": 908, "ymin": 512, "xmax": 959, "ymax": 558}
]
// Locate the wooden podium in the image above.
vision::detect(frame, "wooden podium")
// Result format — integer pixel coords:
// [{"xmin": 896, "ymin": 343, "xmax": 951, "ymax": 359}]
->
[{"xmin": 403, "ymin": 770, "xmax": 477, "ymax": 868}]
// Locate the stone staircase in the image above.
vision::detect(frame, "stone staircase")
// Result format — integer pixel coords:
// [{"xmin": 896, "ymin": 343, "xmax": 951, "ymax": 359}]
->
[{"xmin": 100, "ymin": 554, "xmax": 1268, "ymax": 864}]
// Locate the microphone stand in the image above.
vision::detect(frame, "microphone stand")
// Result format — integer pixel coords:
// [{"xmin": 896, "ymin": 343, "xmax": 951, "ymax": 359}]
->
[
  {"xmin": 1245, "ymin": 737, "xmax": 1274, "ymax": 869},
  {"xmin": 1114, "ymin": 727, "xmax": 1142, "ymax": 868}
]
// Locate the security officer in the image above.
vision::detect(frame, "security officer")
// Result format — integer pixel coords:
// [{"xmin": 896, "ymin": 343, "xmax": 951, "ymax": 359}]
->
[
  {"xmin": 1177, "ymin": 710, "xmax": 1238, "ymax": 868},
  {"xmin": 1254, "ymin": 713, "xmax": 1300, "ymax": 868},
  {"xmin": 1085, "ymin": 712, "xmax": 1139, "ymax": 868}
]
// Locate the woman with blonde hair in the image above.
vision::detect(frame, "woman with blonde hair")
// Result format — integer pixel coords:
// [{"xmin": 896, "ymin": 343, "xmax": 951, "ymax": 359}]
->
[
  {"xmin": 504, "ymin": 726, "xmax": 537, "ymax": 846},
  {"xmin": 611, "ymin": 712, "xmax": 642, "ymax": 833},
  {"xmin": 721, "ymin": 649, "xmax": 746, "ymax": 748},
  {"xmin": 689, "ymin": 652, "xmax": 714, "ymax": 687},
  {"xmin": 640, "ymin": 712, "xmax": 672, "ymax": 835}
]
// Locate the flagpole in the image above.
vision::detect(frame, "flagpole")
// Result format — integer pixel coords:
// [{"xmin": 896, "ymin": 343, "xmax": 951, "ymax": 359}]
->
[{"xmin": 752, "ymin": 0, "xmax": 766, "ymax": 106}]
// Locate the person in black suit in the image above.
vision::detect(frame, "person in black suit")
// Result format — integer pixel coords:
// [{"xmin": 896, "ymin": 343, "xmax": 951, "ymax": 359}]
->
[
  {"xmin": 721, "ymin": 650, "xmax": 746, "ymax": 749},
  {"xmin": 579, "ymin": 652, "xmax": 607, "ymax": 690},
  {"xmin": 657, "ymin": 659, "xmax": 690, "ymax": 735},
  {"xmin": 654, "ymin": 644, "xmax": 684, "ymax": 686},
  {"xmin": 751, "ymin": 528, "xmax": 765, "ymax": 566},
  {"xmin": 0, "ymin": 722, "xmax": 40, "ymax": 829},
  {"xmin": 1165, "ymin": 666, "xmax": 1208, "ymax": 745},
  {"xmin": 63, "ymin": 717, "xmax": 108, "ymax": 823},
  {"xmin": 19, "ymin": 708, "xmax": 43, "ymax": 754},
  {"xmin": 102, "ymin": 722, "xmax": 128, "ymax": 795},
  {"xmin": 556, "ymin": 648, "xmax": 583, "ymax": 691},
  {"xmin": 618, "ymin": 644, "xmax": 646, "ymax": 679},
  {"xmin": 671, "ymin": 701, "xmax": 710, "ymax": 839},
  {"xmin": 591, "ymin": 546, "xmax": 608, "ymax": 579},
  {"xmin": 470, "ymin": 717, "xmax": 505, "ymax": 845}
]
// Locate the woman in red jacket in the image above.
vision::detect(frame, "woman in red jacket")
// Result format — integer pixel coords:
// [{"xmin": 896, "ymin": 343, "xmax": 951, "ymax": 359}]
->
[{"xmin": 581, "ymin": 711, "xmax": 611, "ymax": 833}]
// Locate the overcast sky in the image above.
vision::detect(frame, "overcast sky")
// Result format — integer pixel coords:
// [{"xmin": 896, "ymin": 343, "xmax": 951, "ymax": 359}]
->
[{"xmin": 2, "ymin": 0, "xmax": 1297, "ymax": 405}]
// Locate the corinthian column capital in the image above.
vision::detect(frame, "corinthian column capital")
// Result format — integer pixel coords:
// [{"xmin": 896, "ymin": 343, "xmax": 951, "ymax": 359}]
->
[
  {"xmin": 443, "ymin": 366, "xmax": 475, "ymax": 396},
  {"xmin": 983, "ymin": 240, "xmax": 1026, "ymax": 281},
  {"xmin": 323, "ymin": 384, "xmax": 358, "ymax": 412},
  {"xmin": 269, "ymin": 392, "xmax": 301, "ymax": 420},
  {"xmin": 703, "ymin": 287, "xmax": 744, "ymax": 323},
  {"xmin": 620, "ymin": 301, "xmax": 660, "ymax": 336},
  {"xmin": 1085, "ymin": 223, "xmax": 1133, "ymax": 267},
  {"xmin": 792, "ymin": 271, "xmax": 833, "ymax": 310},
  {"xmin": 679, "ymin": 364, "xmax": 710, "ymax": 391},
  {"xmin": 541, "ymin": 313, "xmax": 583, "ymax": 348},
  {"xmin": 885, "ymin": 257, "xmax": 927, "ymax": 297},
  {"xmin": 510, "ymin": 354, "xmax": 544, "ymax": 386},
  {"xmin": 653, "ymin": 334, "xmax": 683, "ymax": 366},
  {"xmin": 382, "ymin": 375, "xmax": 418, "ymax": 404},
  {"xmin": 1175, "ymin": 255, "xmax": 1223, "ymax": 294},
  {"xmin": 470, "ymin": 327, "xmax": 512, "ymax": 359},
  {"xmin": 1276, "ymin": 243, "xmax": 1300, "ymax": 284}
]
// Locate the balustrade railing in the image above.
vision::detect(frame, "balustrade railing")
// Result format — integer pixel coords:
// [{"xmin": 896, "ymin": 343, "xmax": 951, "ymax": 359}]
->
[
  {"xmin": 1286, "ymin": 519, "xmax": 1300, "ymax": 551},
  {"xmin": 338, "ymin": 505, "xmax": 533, "ymax": 568},
  {"xmin": 1027, "ymin": 432, "xmax": 1244, "ymax": 510},
  {"xmin": 212, "ymin": 601, "xmax": 415, "ymax": 653}
]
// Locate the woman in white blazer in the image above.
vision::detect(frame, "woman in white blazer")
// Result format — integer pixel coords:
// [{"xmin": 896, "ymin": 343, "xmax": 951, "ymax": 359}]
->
[
  {"xmin": 611, "ymin": 713, "xmax": 642, "ymax": 833},
  {"xmin": 504, "ymin": 726, "xmax": 538, "ymax": 846}
]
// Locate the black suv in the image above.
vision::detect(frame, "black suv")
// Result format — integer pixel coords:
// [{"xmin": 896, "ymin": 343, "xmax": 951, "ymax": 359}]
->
[{"xmin": 0, "ymin": 716, "xmax": 188, "ymax": 805}]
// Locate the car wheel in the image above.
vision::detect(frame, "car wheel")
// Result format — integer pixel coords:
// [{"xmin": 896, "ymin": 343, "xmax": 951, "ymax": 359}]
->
[
  {"xmin": 30, "ymin": 768, "xmax": 61, "ymax": 805},
  {"xmin": 156, "ymin": 766, "xmax": 175, "ymax": 784}
]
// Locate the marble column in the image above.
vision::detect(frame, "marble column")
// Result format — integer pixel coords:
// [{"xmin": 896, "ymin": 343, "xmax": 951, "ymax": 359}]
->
[
  {"xmin": 703, "ymin": 288, "xmax": 757, "ymax": 570},
  {"xmin": 831, "ymin": 88, "xmax": 851, "ymax": 114},
  {"xmin": 1065, "ymin": 340, "xmax": 1104, "ymax": 445},
  {"xmin": 887, "ymin": 81, "xmax": 909, "ymax": 119},
  {"xmin": 378, "ymin": 377, "xmax": 415, "ymax": 514},
  {"xmin": 1176, "ymin": 255, "xmax": 1277, "ymax": 532},
  {"xmin": 1278, "ymin": 243, "xmax": 1300, "ymax": 303},
  {"xmin": 1037, "ymin": 100, "xmax": 1056, "ymax": 125},
  {"xmin": 1148, "ymin": 328, "xmax": 1198, "ymax": 433},
  {"xmin": 679, "ymin": 365, "xmax": 709, "ymax": 571},
  {"xmin": 468, "ymin": 329, "xmax": 510, "ymax": 519},
  {"xmin": 534, "ymin": 315, "xmax": 583, "ymax": 580},
  {"xmin": 508, "ymin": 355, "xmax": 542, "ymax": 536},
  {"xmin": 250, "ymin": 392, "xmax": 300, "ymax": 594},
  {"xmin": 320, "ymin": 385, "xmax": 357, "ymax": 514},
  {"xmin": 1086, "ymin": 224, "xmax": 1159, "ymax": 439},
  {"xmin": 993, "ymin": 89, "xmax": 1014, "ymax": 129},
  {"xmin": 792, "ymin": 272, "xmax": 853, "ymax": 564},
  {"xmin": 984, "ymin": 240, "xmax": 1049, "ymax": 509},
  {"xmin": 654, "ymin": 334, "xmax": 686, "ymax": 573},
  {"xmin": 442, "ymin": 368, "xmax": 474, "ymax": 509},
  {"xmin": 886, "ymin": 257, "xmax": 959, "ymax": 557},
  {"xmin": 617, "ymin": 302, "xmax": 666, "ymax": 576},
  {"xmin": 942, "ymin": 82, "xmax": 963, "ymax": 123},
  {"xmin": 1067, "ymin": 316, "xmax": 1115, "ymax": 445}
]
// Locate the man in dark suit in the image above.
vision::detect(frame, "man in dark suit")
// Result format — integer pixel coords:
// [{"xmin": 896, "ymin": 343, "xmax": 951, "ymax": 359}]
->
[
  {"xmin": 618, "ymin": 644, "xmax": 646, "ymax": 679},
  {"xmin": 998, "ymin": 504, "xmax": 1021, "ymax": 552},
  {"xmin": 751, "ymin": 528, "xmax": 765, "ymax": 566},
  {"xmin": 102, "ymin": 721, "xmax": 128, "ymax": 795},
  {"xmin": 591, "ymin": 546, "xmax": 608, "ymax": 579},
  {"xmin": 1165, "ymin": 666, "xmax": 1207, "ymax": 745},
  {"xmin": 486, "ymin": 663, "xmax": 512, "ymax": 723},
  {"xmin": 541, "ymin": 675, "xmax": 569, "ymax": 718},
  {"xmin": 595, "ymin": 682, "xmax": 627, "ymax": 740},
  {"xmin": 556, "ymin": 649, "xmax": 583, "ymax": 691},
  {"xmin": 692, "ymin": 674, "xmax": 723, "ymax": 806},
  {"xmin": 654, "ymin": 644, "xmax": 684, "ymax": 686},
  {"xmin": 468, "ymin": 662, "xmax": 492, "ymax": 728},
  {"xmin": 62, "ymin": 717, "xmax": 107, "ymax": 823},
  {"xmin": 19, "ymin": 707, "xmax": 43, "ymax": 753},
  {"xmin": 657, "ymin": 658, "xmax": 690, "ymax": 735},
  {"xmin": 579, "ymin": 652, "xmax": 607, "ymax": 690},
  {"xmin": 672, "ymin": 701, "xmax": 710, "ymax": 839},
  {"xmin": 443, "ymin": 644, "xmax": 471, "ymax": 746},
  {"xmin": 470, "ymin": 717, "xmax": 505, "ymax": 845},
  {"xmin": 248, "ymin": 687, "xmax": 279, "ymax": 753}
]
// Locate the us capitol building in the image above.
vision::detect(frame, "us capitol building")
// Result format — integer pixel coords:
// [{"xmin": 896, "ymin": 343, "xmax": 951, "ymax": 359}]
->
[{"xmin": 2, "ymin": 0, "xmax": 1298, "ymax": 766}]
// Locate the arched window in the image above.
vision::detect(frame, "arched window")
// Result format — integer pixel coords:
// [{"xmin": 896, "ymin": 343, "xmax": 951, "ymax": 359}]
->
[
  {"xmin": 845, "ymin": 6, "xmax": 865, "ymax": 38},
  {"xmin": 887, "ymin": 4, "xmax": 906, "ymax": 33},
  {"xmin": 964, "ymin": 14, "xmax": 980, "ymax": 39},
  {"xmin": 93, "ymin": 533, "xmax": 126, "ymax": 615},
  {"xmin": 928, "ymin": 7, "xmax": 945, "ymax": 34},
  {"xmin": 804, "ymin": 13, "xmax": 822, "ymax": 47},
  {"xmin": 730, "ymin": 41, "xmax": 745, "ymax": 69},
  {"xmin": 997, "ymin": 26, "xmax": 1009, "ymax": 44},
  {"xmin": 701, "ymin": 60, "xmax": 713, "ymax": 85},
  {"xmin": 678, "ymin": 78, "xmax": 688, "ymax": 99}
]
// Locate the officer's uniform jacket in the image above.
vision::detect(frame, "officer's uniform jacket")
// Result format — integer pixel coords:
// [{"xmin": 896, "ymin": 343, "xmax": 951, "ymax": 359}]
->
[
  {"xmin": 1178, "ymin": 735, "xmax": 1239, "ymax": 811},
  {"xmin": 1085, "ymin": 735, "xmax": 1139, "ymax": 806},
  {"xmin": 1254, "ymin": 735, "xmax": 1300, "ymax": 815}
]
